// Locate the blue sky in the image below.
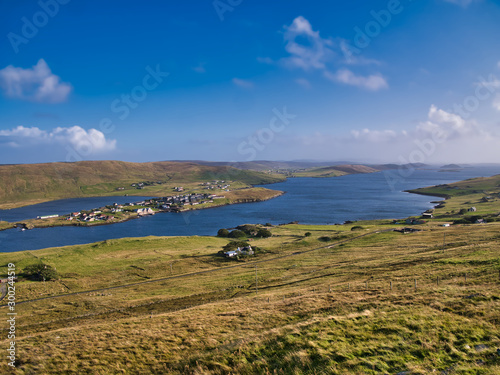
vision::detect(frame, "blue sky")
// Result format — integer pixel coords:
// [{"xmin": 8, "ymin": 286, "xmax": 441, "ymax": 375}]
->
[{"xmin": 1, "ymin": 0, "xmax": 500, "ymax": 164}]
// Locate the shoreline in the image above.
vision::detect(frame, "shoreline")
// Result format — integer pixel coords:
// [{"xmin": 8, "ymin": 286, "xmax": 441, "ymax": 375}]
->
[
  {"xmin": 0, "ymin": 189, "xmax": 285, "ymax": 233},
  {"xmin": 404, "ymin": 189, "xmax": 450, "ymax": 200},
  {"xmin": 0, "ymin": 186, "xmax": 447, "ymax": 236}
]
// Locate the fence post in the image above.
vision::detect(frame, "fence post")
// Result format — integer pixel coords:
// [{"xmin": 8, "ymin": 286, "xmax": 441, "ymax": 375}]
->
[
  {"xmin": 255, "ymin": 265, "xmax": 258, "ymax": 295},
  {"xmin": 414, "ymin": 279, "xmax": 417, "ymax": 291},
  {"xmin": 390, "ymin": 281, "xmax": 393, "ymax": 291}
]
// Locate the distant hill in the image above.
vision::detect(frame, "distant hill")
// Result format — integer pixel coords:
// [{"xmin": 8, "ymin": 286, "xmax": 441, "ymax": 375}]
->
[
  {"xmin": 370, "ymin": 163, "xmax": 428, "ymax": 171},
  {"xmin": 176, "ymin": 160, "xmax": 334, "ymax": 171},
  {"xmin": 440, "ymin": 164, "xmax": 462, "ymax": 169},
  {"xmin": 292, "ymin": 164, "xmax": 379, "ymax": 177},
  {"xmin": 0, "ymin": 161, "xmax": 284, "ymax": 209},
  {"xmin": 182, "ymin": 161, "xmax": 429, "ymax": 172}
]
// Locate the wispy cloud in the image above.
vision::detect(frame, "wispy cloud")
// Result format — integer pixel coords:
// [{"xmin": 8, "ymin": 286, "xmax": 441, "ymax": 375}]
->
[
  {"xmin": 295, "ymin": 78, "xmax": 311, "ymax": 89},
  {"xmin": 339, "ymin": 40, "xmax": 382, "ymax": 66},
  {"xmin": 232, "ymin": 78, "xmax": 254, "ymax": 89},
  {"xmin": 0, "ymin": 126, "xmax": 116, "ymax": 153},
  {"xmin": 324, "ymin": 69, "xmax": 388, "ymax": 91},
  {"xmin": 442, "ymin": 0, "xmax": 480, "ymax": 7},
  {"xmin": 281, "ymin": 16, "xmax": 334, "ymax": 71},
  {"xmin": 274, "ymin": 16, "xmax": 388, "ymax": 91},
  {"xmin": 493, "ymin": 94, "xmax": 500, "ymax": 111},
  {"xmin": 0, "ymin": 59, "xmax": 72, "ymax": 103}
]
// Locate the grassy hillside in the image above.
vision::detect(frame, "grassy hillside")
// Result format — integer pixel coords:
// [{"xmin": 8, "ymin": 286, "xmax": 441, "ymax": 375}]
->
[
  {"xmin": 0, "ymin": 161, "xmax": 285, "ymax": 209},
  {"xmin": 292, "ymin": 164, "xmax": 379, "ymax": 177},
  {"xmin": 0, "ymin": 221, "xmax": 499, "ymax": 374},
  {"xmin": 407, "ymin": 174, "xmax": 500, "ymax": 222},
  {"xmin": 408, "ymin": 174, "xmax": 500, "ymax": 199}
]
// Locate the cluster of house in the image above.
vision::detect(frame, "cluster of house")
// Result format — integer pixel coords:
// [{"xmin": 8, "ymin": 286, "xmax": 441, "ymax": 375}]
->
[
  {"xmin": 53, "ymin": 193, "xmax": 228, "ymax": 224},
  {"xmin": 224, "ymin": 246, "xmax": 254, "ymax": 258},
  {"xmin": 67, "ymin": 210, "xmax": 115, "ymax": 222},
  {"xmin": 200, "ymin": 180, "xmax": 231, "ymax": 191},
  {"xmin": 154, "ymin": 193, "xmax": 224, "ymax": 210},
  {"xmin": 130, "ymin": 181, "xmax": 164, "ymax": 190},
  {"xmin": 136, "ymin": 207, "xmax": 155, "ymax": 216}
]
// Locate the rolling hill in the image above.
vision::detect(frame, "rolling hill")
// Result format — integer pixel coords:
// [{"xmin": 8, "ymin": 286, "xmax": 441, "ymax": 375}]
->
[{"xmin": 0, "ymin": 160, "xmax": 285, "ymax": 209}]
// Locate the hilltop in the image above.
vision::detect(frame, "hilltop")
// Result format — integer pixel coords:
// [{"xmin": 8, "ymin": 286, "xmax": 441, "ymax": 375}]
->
[
  {"xmin": 291, "ymin": 164, "xmax": 379, "ymax": 177},
  {"xmin": 0, "ymin": 161, "xmax": 285, "ymax": 209}
]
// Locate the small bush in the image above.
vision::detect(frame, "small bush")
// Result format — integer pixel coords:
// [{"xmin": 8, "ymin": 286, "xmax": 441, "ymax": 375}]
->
[
  {"xmin": 22, "ymin": 263, "xmax": 58, "ymax": 281},
  {"xmin": 256, "ymin": 228, "xmax": 272, "ymax": 238},
  {"xmin": 304, "ymin": 232, "xmax": 312, "ymax": 237},
  {"xmin": 228, "ymin": 230, "xmax": 246, "ymax": 239},
  {"xmin": 351, "ymin": 225, "xmax": 363, "ymax": 231},
  {"xmin": 217, "ymin": 228, "xmax": 229, "ymax": 237},
  {"xmin": 236, "ymin": 224, "xmax": 259, "ymax": 236}
]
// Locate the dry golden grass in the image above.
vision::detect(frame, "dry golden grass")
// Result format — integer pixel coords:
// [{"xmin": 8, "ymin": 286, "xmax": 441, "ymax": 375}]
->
[
  {"xmin": 0, "ymin": 161, "xmax": 284, "ymax": 209},
  {"xmin": 0, "ymin": 221, "xmax": 499, "ymax": 374}
]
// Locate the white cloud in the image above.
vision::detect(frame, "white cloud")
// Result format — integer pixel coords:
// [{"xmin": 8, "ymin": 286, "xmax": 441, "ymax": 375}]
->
[
  {"xmin": 442, "ymin": 0, "xmax": 480, "ymax": 7},
  {"xmin": 339, "ymin": 39, "xmax": 382, "ymax": 66},
  {"xmin": 295, "ymin": 78, "xmax": 311, "ymax": 89},
  {"xmin": 493, "ymin": 94, "xmax": 500, "ymax": 111},
  {"xmin": 324, "ymin": 69, "xmax": 388, "ymax": 91},
  {"xmin": 350, "ymin": 105, "xmax": 498, "ymax": 161},
  {"xmin": 232, "ymin": 78, "xmax": 254, "ymax": 89},
  {"xmin": 0, "ymin": 126, "xmax": 116, "ymax": 154},
  {"xmin": 237, "ymin": 104, "xmax": 500, "ymax": 163},
  {"xmin": 281, "ymin": 16, "xmax": 334, "ymax": 71},
  {"xmin": 279, "ymin": 16, "xmax": 388, "ymax": 91},
  {"xmin": 0, "ymin": 59, "xmax": 72, "ymax": 103},
  {"xmin": 476, "ymin": 75, "xmax": 500, "ymax": 90}
]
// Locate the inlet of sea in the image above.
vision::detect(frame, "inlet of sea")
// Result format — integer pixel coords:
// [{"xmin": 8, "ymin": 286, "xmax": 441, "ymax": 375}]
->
[{"xmin": 1, "ymin": 166, "xmax": 499, "ymax": 252}]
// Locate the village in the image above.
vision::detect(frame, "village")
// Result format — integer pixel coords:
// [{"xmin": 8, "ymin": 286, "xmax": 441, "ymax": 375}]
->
[
  {"xmin": 58, "ymin": 192, "xmax": 227, "ymax": 224},
  {"xmin": 29, "ymin": 180, "xmax": 235, "ymax": 225}
]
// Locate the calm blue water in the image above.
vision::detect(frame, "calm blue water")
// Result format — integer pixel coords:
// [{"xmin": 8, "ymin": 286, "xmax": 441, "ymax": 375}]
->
[{"xmin": 1, "ymin": 167, "xmax": 499, "ymax": 252}]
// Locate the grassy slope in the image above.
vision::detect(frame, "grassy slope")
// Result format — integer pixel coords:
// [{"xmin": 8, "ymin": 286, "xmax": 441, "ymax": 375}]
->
[
  {"xmin": 292, "ymin": 164, "xmax": 379, "ymax": 178},
  {"xmin": 0, "ymin": 220, "xmax": 499, "ymax": 374},
  {"xmin": 407, "ymin": 174, "xmax": 500, "ymax": 221},
  {"xmin": 0, "ymin": 161, "xmax": 285, "ymax": 209}
]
